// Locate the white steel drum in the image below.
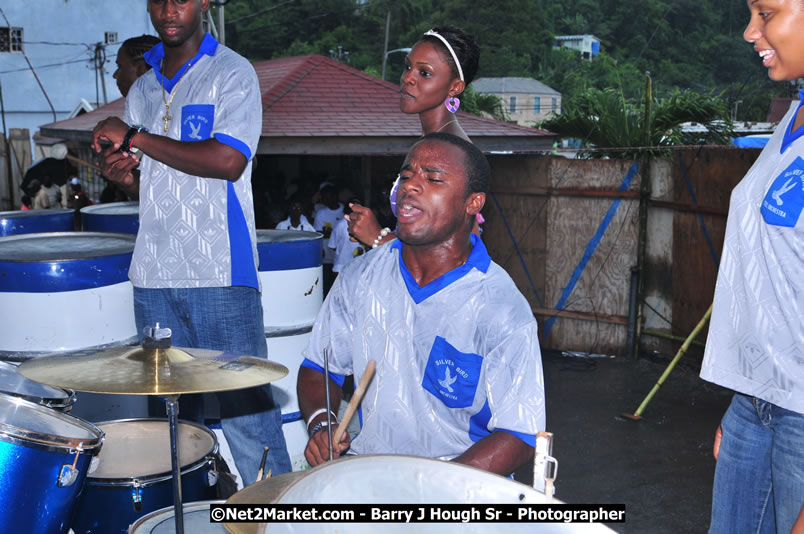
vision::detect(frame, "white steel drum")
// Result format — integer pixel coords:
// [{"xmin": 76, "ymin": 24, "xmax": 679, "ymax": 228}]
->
[
  {"xmin": 0, "ymin": 209, "xmax": 74, "ymax": 236},
  {"xmin": 0, "ymin": 360, "xmax": 75, "ymax": 411},
  {"xmin": 80, "ymin": 201, "xmax": 139, "ymax": 235},
  {"xmin": 129, "ymin": 500, "xmax": 227, "ymax": 533},
  {"xmin": 0, "ymin": 232, "xmax": 138, "ymax": 360},
  {"xmin": 260, "ymin": 455, "xmax": 617, "ymax": 534},
  {"xmin": 257, "ymin": 230, "xmax": 323, "ymax": 471}
]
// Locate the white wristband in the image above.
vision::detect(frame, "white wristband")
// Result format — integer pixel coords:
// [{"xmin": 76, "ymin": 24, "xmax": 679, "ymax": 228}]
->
[{"xmin": 306, "ymin": 408, "xmax": 338, "ymax": 429}]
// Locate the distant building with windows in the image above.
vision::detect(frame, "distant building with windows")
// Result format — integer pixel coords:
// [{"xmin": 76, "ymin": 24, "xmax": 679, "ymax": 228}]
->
[
  {"xmin": 472, "ymin": 77, "xmax": 561, "ymax": 126},
  {"xmin": 554, "ymin": 34, "xmax": 601, "ymax": 60}
]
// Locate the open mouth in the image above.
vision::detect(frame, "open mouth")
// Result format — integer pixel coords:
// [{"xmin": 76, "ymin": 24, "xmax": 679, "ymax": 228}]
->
[
  {"xmin": 397, "ymin": 202, "xmax": 423, "ymax": 222},
  {"xmin": 758, "ymin": 49, "xmax": 775, "ymax": 67}
]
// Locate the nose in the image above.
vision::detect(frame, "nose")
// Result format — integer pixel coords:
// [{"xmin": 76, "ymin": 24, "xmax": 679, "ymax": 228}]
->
[
  {"xmin": 113, "ymin": 68, "xmax": 119, "ymax": 80},
  {"xmin": 401, "ymin": 68, "xmax": 414, "ymax": 86},
  {"xmin": 744, "ymin": 14, "xmax": 761, "ymax": 43},
  {"xmin": 398, "ymin": 173, "xmax": 423, "ymax": 197}
]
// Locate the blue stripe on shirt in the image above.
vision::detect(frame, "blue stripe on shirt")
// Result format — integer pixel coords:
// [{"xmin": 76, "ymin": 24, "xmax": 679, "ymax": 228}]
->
[
  {"xmin": 214, "ymin": 133, "xmax": 252, "ymax": 161},
  {"xmin": 227, "ymin": 182, "xmax": 259, "ymax": 289}
]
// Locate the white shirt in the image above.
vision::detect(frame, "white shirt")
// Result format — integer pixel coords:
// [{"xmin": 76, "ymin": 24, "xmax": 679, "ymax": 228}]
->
[
  {"xmin": 276, "ymin": 215, "xmax": 315, "ymax": 232},
  {"xmin": 701, "ymin": 99, "xmax": 804, "ymax": 414},
  {"xmin": 303, "ymin": 235, "xmax": 546, "ymax": 459},
  {"xmin": 328, "ymin": 218, "xmax": 365, "ymax": 272},
  {"xmin": 125, "ymin": 34, "xmax": 261, "ymax": 289},
  {"xmin": 313, "ymin": 204, "xmax": 344, "ymax": 265}
]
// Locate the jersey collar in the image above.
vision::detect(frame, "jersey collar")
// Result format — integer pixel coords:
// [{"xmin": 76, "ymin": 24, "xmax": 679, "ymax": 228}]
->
[
  {"xmin": 144, "ymin": 33, "xmax": 219, "ymax": 93},
  {"xmin": 391, "ymin": 233, "xmax": 491, "ymax": 304}
]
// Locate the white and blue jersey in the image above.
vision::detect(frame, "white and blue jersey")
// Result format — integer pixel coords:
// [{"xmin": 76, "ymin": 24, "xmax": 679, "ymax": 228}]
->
[
  {"xmin": 303, "ymin": 234, "xmax": 546, "ymax": 459},
  {"xmin": 125, "ymin": 34, "xmax": 262, "ymax": 289},
  {"xmin": 701, "ymin": 93, "xmax": 804, "ymax": 414}
]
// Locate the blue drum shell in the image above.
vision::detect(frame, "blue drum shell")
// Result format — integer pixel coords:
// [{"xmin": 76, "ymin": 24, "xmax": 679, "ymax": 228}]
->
[
  {"xmin": 0, "ymin": 393, "xmax": 103, "ymax": 534},
  {"xmin": 0, "ymin": 209, "xmax": 74, "ymax": 236},
  {"xmin": 80, "ymin": 202, "xmax": 139, "ymax": 235}
]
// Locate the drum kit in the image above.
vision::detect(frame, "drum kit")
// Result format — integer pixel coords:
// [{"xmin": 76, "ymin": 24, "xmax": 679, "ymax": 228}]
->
[{"xmin": 1, "ymin": 325, "xmax": 613, "ymax": 534}]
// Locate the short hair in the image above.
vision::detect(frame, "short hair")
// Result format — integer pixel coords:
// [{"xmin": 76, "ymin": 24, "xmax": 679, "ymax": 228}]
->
[
  {"xmin": 120, "ymin": 35, "xmax": 160, "ymax": 64},
  {"xmin": 420, "ymin": 25, "xmax": 480, "ymax": 87},
  {"xmin": 417, "ymin": 132, "xmax": 489, "ymax": 196}
]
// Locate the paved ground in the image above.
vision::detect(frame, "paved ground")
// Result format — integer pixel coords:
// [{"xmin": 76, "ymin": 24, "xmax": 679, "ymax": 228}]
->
[{"xmin": 515, "ymin": 350, "xmax": 733, "ymax": 533}]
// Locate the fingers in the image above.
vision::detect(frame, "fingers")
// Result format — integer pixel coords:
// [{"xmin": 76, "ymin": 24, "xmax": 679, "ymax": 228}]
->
[
  {"xmin": 713, "ymin": 425, "xmax": 722, "ymax": 460},
  {"xmin": 304, "ymin": 425, "xmax": 350, "ymax": 467}
]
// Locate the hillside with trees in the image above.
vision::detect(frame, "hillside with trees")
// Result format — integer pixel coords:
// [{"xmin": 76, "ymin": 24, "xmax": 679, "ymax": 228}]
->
[{"xmin": 223, "ymin": 0, "xmax": 794, "ymax": 122}]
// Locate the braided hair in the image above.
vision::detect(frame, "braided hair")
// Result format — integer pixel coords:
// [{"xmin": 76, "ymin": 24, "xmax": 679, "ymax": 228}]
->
[
  {"xmin": 120, "ymin": 35, "xmax": 160, "ymax": 64},
  {"xmin": 420, "ymin": 25, "xmax": 480, "ymax": 88}
]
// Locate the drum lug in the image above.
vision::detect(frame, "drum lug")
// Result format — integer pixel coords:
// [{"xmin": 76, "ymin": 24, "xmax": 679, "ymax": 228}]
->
[
  {"xmin": 533, "ymin": 432, "xmax": 558, "ymax": 502},
  {"xmin": 131, "ymin": 480, "xmax": 143, "ymax": 512},
  {"xmin": 57, "ymin": 443, "xmax": 83, "ymax": 488},
  {"xmin": 207, "ymin": 456, "xmax": 218, "ymax": 487}
]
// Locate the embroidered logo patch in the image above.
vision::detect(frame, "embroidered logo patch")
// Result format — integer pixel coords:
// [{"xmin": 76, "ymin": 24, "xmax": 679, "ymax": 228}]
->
[
  {"xmin": 181, "ymin": 104, "xmax": 214, "ymax": 142},
  {"xmin": 422, "ymin": 336, "xmax": 482, "ymax": 409},
  {"xmin": 761, "ymin": 156, "xmax": 804, "ymax": 228}
]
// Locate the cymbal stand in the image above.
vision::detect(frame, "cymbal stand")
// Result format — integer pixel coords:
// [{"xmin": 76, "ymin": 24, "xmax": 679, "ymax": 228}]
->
[
  {"xmin": 323, "ymin": 348, "xmax": 334, "ymax": 461},
  {"xmin": 165, "ymin": 394, "xmax": 185, "ymax": 534}
]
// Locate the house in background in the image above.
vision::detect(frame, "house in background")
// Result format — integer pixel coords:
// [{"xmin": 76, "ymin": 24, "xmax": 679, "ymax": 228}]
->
[
  {"xmin": 473, "ymin": 77, "xmax": 562, "ymax": 126},
  {"xmin": 554, "ymin": 34, "xmax": 601, "ymax": 60},
  {"xmin": 0, "ymin": 1, "xmax": 153, "ymax": 146}
]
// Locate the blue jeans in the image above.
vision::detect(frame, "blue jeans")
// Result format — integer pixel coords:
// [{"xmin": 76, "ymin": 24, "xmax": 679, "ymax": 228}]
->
[
  {"xmin": 134, "ymin": 286, "xmax": 291, "ymax": 486},
  {"xmin": 709, "ymin": 393, "xmax": 804, "ymax": 534}
]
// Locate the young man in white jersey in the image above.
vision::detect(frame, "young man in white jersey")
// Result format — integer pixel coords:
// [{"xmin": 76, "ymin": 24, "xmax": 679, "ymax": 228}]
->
[
  {"xmin": 92, "ymin": 0, "xmax": 290, "ymax": 485},
  {"xmin": 298, "ymin": 133, "xmax": 545, "ymax": 476}
]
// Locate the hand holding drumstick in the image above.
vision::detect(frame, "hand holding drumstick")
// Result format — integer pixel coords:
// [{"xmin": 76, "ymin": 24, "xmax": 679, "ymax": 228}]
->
[{"xmin": 304, "ymin": 360, "xmax": 376, "ymax": 467}]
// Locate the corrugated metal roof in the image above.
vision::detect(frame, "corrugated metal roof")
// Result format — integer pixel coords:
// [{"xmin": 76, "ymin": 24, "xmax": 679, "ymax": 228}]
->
[{"xmin": 473, "ymin": 77, "xmax": 560, "ymax": 96}]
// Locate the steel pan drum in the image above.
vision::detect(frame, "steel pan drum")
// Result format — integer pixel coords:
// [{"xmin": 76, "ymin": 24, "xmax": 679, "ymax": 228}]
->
[
  {"xmin": 81, "ymin": 201, "xmax": 139, "ymax": 234},
  {"xmin": 129, "ymin": 500, "xmax": 227, "ymax": 533},
  {"xmin": 71, "ymin": 418, "xmax": 219, "ymax": 534},
  {"xmin": 0, "ymin": 232, "xmax": 137, "ymax": 359},
  {"xmin": 256, "ymin": 230, "xmax": 323, "ymax": 471},
  {"xmin": 0, "ymin": 360, "xmax": 75, "ymax": 411},
  {"xmin": 0, "ymin": 208, "xmax": 74, "ymax": 236},
  {"xmin": 258, "ymin": 455, "xmax": 617, "ymax": 534},
  {"xmin": 0, "ymin": 392, "xmax": 103, "ymax": 534}
]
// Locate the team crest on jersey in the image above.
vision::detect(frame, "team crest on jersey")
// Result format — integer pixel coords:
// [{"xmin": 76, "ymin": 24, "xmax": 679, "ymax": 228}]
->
[
  {"xmin": 181, "ymin": 104, "xmax": 214, "ymax": 142},
  {"xmin": 761, "ymin": 157, "xmax": 804, "ymax": 228},
  {"xmin": 422, "ymin": 336, "xmax": 482, "ymax": 409}
]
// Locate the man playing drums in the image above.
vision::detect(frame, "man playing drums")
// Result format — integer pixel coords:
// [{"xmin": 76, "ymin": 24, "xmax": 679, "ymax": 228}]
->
[{"xmin": 298, "ymin": 133, "xmax": 545, "ymax": 476}]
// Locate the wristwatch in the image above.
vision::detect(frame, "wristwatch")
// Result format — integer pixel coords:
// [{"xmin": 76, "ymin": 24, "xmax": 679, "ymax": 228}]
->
[{"xmin": 121, "ymin": 125, "xmax": 148, "ymax": 154}]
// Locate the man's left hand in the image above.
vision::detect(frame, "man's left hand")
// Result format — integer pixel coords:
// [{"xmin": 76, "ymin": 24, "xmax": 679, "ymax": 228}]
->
[{"xmin": 92, "ymin": 117, "xmax": 129, "ymax": 153}]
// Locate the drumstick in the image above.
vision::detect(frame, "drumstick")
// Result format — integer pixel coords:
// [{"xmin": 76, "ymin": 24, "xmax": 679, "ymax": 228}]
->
[
  {"xmin": 332, "ymin": 360, "xmax": 376, "ymax": 447},
  {"xmin": 256, "ymin": 446, "xmax": 269, "ymax": 482}
]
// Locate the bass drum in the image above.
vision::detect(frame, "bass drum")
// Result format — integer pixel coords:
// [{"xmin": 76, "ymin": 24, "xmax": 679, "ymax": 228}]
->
[{"xmin": 258, "ymin": 455, "xmax": 617, "ymax": 534}]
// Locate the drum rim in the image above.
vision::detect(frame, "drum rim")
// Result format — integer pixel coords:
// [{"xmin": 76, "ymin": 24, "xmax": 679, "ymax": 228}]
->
[
  {"xmin": 128, "ymin": 500, "xmax": 225, "ymax": 533},
  {"xmin": 0, "ymin": 336, "xmax": 140, "ymax": 363},
  {"xmin": 80, "ymin": 201, "xmax": 139, "ymax": 215},
  {"xmin": 0, "ymin": 393, "xmax": 103, "ymax": 453},
  {"xmin": 0, "ymin": 360, "xmax": 76, "ymax": 407},
  {"xmin": 0, "ymin": 208, "xmax": 73, "ymax": 218},
  {"xmin": 0, "ymin": 231, "xmax": 136, "ymax": 262},
  {"xmin": 85, "ymin": 417, "xmax": 219, "ymax": 485}
]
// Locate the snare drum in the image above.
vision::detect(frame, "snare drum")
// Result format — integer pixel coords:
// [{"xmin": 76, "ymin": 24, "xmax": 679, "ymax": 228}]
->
[
  {"xmin": 0, "ymin": 392, "xmax": 103, "ymax": 534},
  {"xmin": 0, "ymin": 360, "xmax": 75, "ymax": 412},
  {"xmin": 129, "ymin": 501, "xmax": 227, "ymax": 533},
  {"xmin": 71, "ymin": 418, "xmax": 219, "ymax": 534}
]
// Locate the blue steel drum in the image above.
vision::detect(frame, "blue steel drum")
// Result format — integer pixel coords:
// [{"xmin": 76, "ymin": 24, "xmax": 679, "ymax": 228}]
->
[
  {"xmin": 71, "ymin": 419, "xmax": 219, "ymax": 534},
  {"xmin": 80, "ymin": 202, "xmax": 139, "ymax": 235},
  {"xmin": 0, "ymin": 208, "xmax": 74, "ymax": 236},
  {"xmin": 0, "ymin": 392, "xmax": 103, "ymax": 534},
  {"xmin": 0, "ymin": 232, "xmax": 138, "ymax": 359},
  {"xmin": 256, "ymin": 229, "xmax": 323, "ymax": 471}
]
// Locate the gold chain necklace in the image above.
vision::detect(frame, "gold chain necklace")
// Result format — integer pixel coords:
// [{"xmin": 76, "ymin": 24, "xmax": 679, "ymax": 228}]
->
[
  {"xmin": 160, "ymin": 61, "xmax": 192, "ymax": 133},
  {"xmin": 435, "ymin": 119, "xmax": 458, "ymax": 133}
]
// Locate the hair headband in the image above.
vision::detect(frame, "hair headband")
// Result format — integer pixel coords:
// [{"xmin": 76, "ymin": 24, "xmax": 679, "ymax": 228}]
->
[{"xmin": 423, "ymin": 29, "xmax": 464, "ymax": 82}]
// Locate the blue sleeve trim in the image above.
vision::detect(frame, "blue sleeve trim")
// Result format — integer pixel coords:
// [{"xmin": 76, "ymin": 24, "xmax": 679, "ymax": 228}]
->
[
  {"xmin": 227, "ymin": 182, "xmax": 259, "ymax": 290},
  {"xmin": 214, "ymin": 133, "xmax": 251, "ymax": 161},
  {"xmin": 301, "ymin": 358, "xmax": 346, "ymax": 387},
  {"xmin": 499, "ymin": 428, "xmax": 536, "ymax": 447}
]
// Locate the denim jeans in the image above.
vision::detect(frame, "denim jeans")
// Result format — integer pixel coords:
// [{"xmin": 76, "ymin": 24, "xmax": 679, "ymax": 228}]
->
[
  {"xmin": 709, "ymin": 393, "xmax": 804, "ymax": 534},
  {"xmin": 134, "ymin": 286, "xmax": 292, "ymax": 486}
]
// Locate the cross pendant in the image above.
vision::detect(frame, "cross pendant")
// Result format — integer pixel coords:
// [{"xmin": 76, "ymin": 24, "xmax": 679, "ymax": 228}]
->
[{"xmin": 162, "ymin": 112, "xmax": 172, "ymax": 133}]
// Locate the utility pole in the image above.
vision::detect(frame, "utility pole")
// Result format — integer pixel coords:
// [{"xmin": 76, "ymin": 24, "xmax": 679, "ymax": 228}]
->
[
  {"xmin": 217, "ymin": 3, "xmax": 225, "ymax": 46},
  {"xmin": 381, "ymin": 10, "xmax": 391, "ymax": 80},
  {"xmin": 95, "ymin": 43, "xmax": 108, "ymax": 105}
]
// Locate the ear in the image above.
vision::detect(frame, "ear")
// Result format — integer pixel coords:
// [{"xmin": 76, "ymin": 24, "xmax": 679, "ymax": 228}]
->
[
  {"xmin": 201, "ymin": 0, "xmax": 210, "ymax": 12},
  {"xmin": 449, "ymin": 78, "xmax": 466, "ymax": 97},
  {"xmin": 465, "ymin": 192, "xmax": 486, "ymax": 216}
]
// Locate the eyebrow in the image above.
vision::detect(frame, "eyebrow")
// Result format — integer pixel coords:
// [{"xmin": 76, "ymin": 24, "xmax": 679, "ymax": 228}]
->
[{"xmin": 400, "ymin": 163, "xmax": 445, "ymax": 174}]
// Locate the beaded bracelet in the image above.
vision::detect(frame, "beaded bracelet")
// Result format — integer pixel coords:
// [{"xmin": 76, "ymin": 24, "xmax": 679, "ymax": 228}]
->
[
  {"xmin": 309, "ymin": 420, "xmax": 335, "ymax": 437},
  {"xmin": 372, "ymin": 227, "xmax": 391, "ymax": 249}
]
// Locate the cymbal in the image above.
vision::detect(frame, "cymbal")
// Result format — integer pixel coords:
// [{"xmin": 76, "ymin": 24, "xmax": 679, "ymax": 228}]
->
[
  {"xmin": 17, "ymin": 344, "xmax": 289, "ymax": 396},
  {"xmin": 224, "ymin": 470, "xmax": 308, "ymax": 534}
]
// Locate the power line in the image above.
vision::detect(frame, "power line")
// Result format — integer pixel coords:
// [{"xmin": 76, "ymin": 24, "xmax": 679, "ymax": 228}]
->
[{"xmin": 0, "ymin": 57, "xmax": 90, "ymax": 75}]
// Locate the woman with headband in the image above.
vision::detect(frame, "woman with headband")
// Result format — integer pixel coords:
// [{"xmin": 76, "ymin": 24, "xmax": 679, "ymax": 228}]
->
[{"xmin": 347, "ymin": 25, "xmax": 480, "ymax": 248}]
